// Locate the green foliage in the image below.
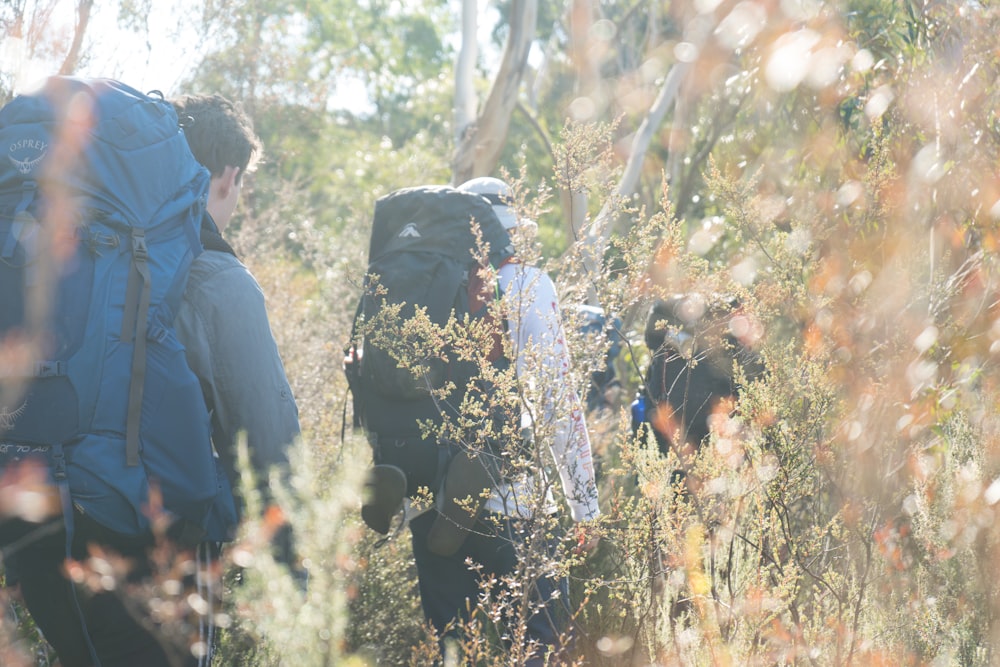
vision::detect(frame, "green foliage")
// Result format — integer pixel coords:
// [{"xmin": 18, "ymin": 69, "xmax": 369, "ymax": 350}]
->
[{"xmin": 0, "ymin": 593, "xmax": 56, "ymax": 666}]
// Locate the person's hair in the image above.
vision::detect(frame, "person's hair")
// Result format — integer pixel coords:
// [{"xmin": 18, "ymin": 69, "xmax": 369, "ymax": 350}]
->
[{"xmin": 172, "ymin": 93, "xmax": 262, "ymax": 181}]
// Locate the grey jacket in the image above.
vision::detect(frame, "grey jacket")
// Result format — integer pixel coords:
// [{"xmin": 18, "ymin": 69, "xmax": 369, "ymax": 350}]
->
[{"xmin": 175, "ymin": 248, "xmax": 300, "ymax": 499}]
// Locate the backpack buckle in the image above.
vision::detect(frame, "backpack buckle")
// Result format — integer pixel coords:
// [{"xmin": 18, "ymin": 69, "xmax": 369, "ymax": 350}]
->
[
  {"xmin": 131, "ymin": 233, "xmax": 148, "ymax": 261},
  {"xmin": 34, "ymin": 360, "xmax": 65, "ymax": 377},
  {"xmin": 148, "ymin": 325, "xmax": 168, "ymax": 343},
  {"xmin": 50, "ymin": 444, "xmax": 67, "ymax": 481}
]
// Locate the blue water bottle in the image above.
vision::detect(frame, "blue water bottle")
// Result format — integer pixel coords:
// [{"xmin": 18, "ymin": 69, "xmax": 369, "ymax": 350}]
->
[{"xmin": 630, "ymin": 387, "xmax": 646, "ymax": 439}]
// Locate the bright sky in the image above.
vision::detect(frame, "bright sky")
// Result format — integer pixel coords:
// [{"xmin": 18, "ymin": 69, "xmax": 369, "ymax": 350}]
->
[
  {"xmin": 7, "ymin": 0, "xmax": 500, "ymax": 113},
  {"xmin": 5, "ymin": 0, "xmax": 198, "ymax": 95}
]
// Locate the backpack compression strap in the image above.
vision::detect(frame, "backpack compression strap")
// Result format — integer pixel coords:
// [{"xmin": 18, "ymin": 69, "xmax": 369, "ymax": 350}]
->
[{"xmin": 121, "ymin": 229, "xmax": 151, "ymax": 466}]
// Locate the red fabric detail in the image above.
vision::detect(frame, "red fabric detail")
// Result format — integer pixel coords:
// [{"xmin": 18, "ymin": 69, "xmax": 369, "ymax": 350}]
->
[{"xmin": 466, "ymin": 257, "xmax": 516, "ymax": 364}]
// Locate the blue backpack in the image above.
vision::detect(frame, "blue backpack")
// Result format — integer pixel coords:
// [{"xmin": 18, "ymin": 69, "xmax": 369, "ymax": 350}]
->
[{"xmin": 0, "ymin": 77, "xmax": 237, "ymax": 545}]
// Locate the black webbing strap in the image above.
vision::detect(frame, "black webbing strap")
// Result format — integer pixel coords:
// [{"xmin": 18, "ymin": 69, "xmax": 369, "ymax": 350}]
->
[
  {"xmin": 122, "ymin": 229, "xmax": 151, "ymax": 467},
  {"xmin": 341, "ymin": 297, "xmax": 365, "ymax": 447},
  {"xmin": 50, "ymin": 444, "xmax": 104, "ymax": 665}
]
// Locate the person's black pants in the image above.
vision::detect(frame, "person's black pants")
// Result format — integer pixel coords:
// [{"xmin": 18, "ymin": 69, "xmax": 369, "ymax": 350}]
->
[
  {"xmin": 5, "ymin": 513, "xmax": 216, "ymax": 667},
  {"xmin": 409, "ymin": 510, "xmax": 571, "ymax": 666}
]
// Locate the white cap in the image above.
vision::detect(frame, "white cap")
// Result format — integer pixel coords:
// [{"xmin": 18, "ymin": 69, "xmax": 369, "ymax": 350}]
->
[{"xmin": 457, "ymin": 176, "xmax": 537, "ymax": 232}]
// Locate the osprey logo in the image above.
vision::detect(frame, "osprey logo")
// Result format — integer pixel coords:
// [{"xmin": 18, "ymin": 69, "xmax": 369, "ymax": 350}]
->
[
  {"xmin": 8, "ymin": 138, "xmax": 48, "ymax": 176},
  {"xmin": 0, "ymin": 401, "xmax": 27, "ymax": 430},
  {"xmin": 398, "ymin": 223, "xmax": 421, "ymax": 238}
]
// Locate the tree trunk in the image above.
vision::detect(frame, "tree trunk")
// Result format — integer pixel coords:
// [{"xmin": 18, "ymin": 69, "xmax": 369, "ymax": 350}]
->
[
  {"xmin": 563, "ymin": 0, "xmax": 597, "ymax": 242},
  {"xmin": 454, "ymin": 0, "xmax": 478, "ymax": 146},
  {"xmin": 452, "ymin": 0, "xmax": 538, "ymax": 185},
  {"xmin": 58, "ymin": 0, "xmax": 94, "ymax": 75}
]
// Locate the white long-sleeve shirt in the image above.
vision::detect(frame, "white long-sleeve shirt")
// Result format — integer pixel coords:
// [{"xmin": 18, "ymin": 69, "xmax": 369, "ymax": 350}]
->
[{"xmin": 482, "ymin": 262, "xmax": 600, "ymax": 522}]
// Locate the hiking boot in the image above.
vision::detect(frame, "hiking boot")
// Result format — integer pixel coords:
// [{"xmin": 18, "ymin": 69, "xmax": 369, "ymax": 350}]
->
[
  {"xmin": 361, "ymin": 464, "xmax": 407, "ymax": 535},
  {"xmin": 426, "ymin": 450, "xmax": 494, "ymax": 556}
]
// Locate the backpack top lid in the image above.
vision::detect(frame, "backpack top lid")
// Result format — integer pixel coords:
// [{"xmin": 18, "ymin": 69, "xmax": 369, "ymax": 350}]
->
[
  {"xmin": 0, "ymin": 76, "xmax": 206, "ymax": 227},
  {"xmin": 368, "ymin": 185, "xmax": 514, "ymax": 269}
]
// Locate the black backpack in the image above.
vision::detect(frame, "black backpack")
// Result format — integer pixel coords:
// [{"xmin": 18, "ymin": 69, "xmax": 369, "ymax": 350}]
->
[
  {"xmin": 642, "ymin": 295, "xmax": 758, "ymax": 457},
  {"xmin": 346, "ymin": 185, "xmax": 514, "ymax": 496}
]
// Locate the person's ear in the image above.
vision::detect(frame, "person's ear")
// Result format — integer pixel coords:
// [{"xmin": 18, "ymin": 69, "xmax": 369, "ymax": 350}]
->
[
  {"xmin": 207, "ymin": 165, "xmax": 244, "ymax": 230},
  {"xmin": 218, "ymin": 165, "xmax": 241, "ymax": 195}
]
